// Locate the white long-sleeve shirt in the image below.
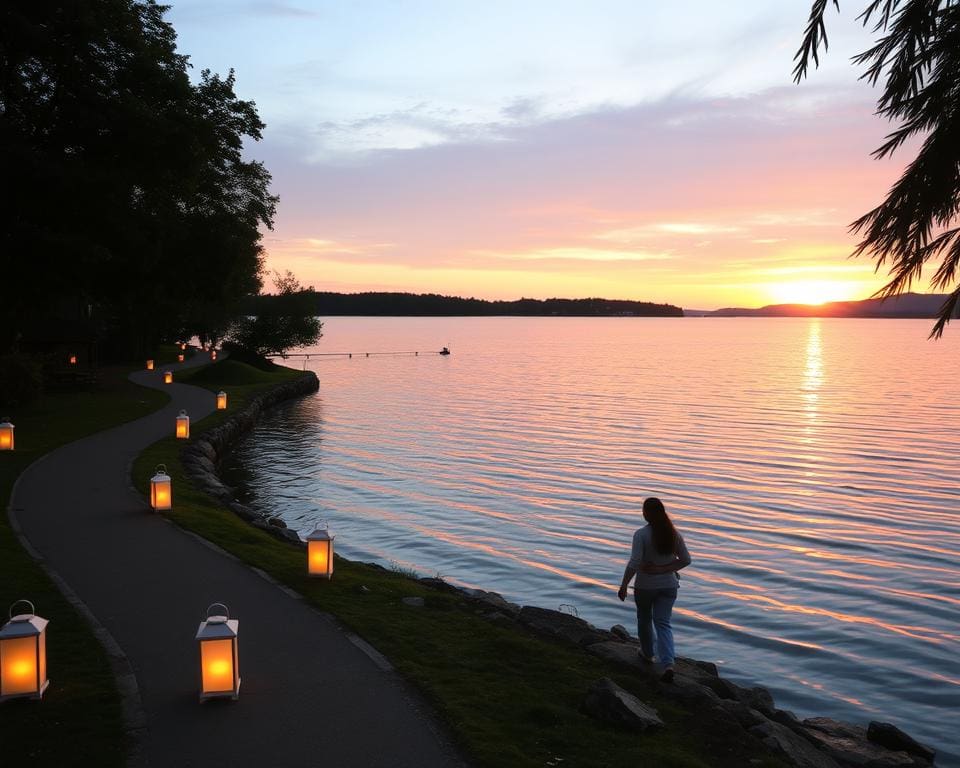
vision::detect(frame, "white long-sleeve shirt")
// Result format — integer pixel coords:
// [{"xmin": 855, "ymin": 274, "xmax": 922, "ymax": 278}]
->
[{"xmin": 627, "ymin": 524, "xmax": 692, "ymax": 590}]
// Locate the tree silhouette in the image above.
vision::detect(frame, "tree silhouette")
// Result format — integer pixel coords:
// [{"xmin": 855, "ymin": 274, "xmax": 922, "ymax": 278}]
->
[
  {"xmin": 795, "ymin": 0, "xmax": 960, "ymax": 336},
  {"xmin": 229, "ymin": 271, "xmax": 322, "ymax": 357},
  {"xmin": 1, "ymin": 1, "xmax": 275, "ymax": 358}
]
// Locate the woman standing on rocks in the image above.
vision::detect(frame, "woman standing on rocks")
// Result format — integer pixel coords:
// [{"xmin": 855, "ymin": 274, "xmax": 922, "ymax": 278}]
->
[{"xmin": 617, "ymin": 497, "xmax": 692, "ymax": 682}]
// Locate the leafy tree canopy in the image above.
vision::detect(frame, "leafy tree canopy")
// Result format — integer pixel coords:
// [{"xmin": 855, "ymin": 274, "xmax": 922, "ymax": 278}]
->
[
  {"xmin": 795, "ymin": 0, "xmax": 960, "ymax": 336},
  {"xmin": 0, "ymin": 0, "xmax": 276, "ymax": 358},
  {"xmin": 229, "ymin": 271, "xmax": 323, "ymax": 358}
]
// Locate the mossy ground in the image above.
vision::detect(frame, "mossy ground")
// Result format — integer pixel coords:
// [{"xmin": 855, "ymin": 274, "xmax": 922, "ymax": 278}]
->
[{"xmin": 133, "ymin": 360, "xmax": 786, "ymax": 768}]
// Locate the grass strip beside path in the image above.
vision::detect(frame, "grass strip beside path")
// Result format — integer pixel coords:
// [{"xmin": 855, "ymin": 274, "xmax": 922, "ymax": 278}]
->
[
  {"xmin": 1, "ymin": 366, "xmax": 169, "ymax": 768},
  {"xmin": 133, "ymin": 360, "xmax": 785, "ymax": 768}
]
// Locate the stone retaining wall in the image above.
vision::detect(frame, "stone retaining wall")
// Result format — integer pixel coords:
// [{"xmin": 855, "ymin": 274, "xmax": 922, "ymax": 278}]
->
[{"xmin": 179, "ymin": 371, "xmax": 318, "ymax": 547}]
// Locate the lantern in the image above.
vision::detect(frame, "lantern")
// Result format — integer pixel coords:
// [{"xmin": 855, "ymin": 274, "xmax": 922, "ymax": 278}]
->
[
  {"xmin": 196, "ymin": 603, "xmax": 240, "ymax": 701},
  {"xmin": 69, "ymin": 354, "xmax": 77, "ymax": 365},
  {"xmin": 175, "ymin": 410, "xmax": 190, "ymax": 439},
  {"xmin": 307, "ymin": 525, "xmax": 335, "ymax": 578},
  {"xmin": 163, "ymin": 371, "xmax": 173, "ymax": 385},
  {"xmin": 216, "ymin": 391, "xmax": 227, "ymax": 410},
  {"xmin": 146, "ymin": 359, "xmax": 155, "ymax": 371},
  {"xmin": 177, "ymin": 353, "xmax": 184, "ymax": 363},
  {"xmin": 150, "ymin": 465, "xmax": 172, "ymax": 511},
  {"xmin": 210, "ymin": 350, "xmax": 218, "ymax": 361},
  {"xmin": 180, "ymin": 342, "xmax": 187, "ymax": 351},
  {"xmin": 0, "ymin": 600, "xmax": 49, "ymax": 701},
  {"xmin": 0, "ymin": 419, "xmax": 13, "ymax": 451}
]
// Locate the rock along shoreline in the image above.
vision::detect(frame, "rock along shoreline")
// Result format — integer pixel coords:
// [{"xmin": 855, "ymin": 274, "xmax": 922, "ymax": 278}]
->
[{"xmin": 180, "ymin": 370, "xmax": 939, "ymax": 768}]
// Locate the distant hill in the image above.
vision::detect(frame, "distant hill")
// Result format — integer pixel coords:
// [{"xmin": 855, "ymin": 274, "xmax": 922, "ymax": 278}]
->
[
  {"xmin": 246, "ymin": 291, "xmax": 683, "ymax": 317},
  {"xmin": 685, "ymin": 293, "xmax": 954, "ymax": 318}
]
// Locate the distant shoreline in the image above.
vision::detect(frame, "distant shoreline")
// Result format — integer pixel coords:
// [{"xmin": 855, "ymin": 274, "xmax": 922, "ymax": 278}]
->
[
  {"xmin": 686, "ymin": 291, "xmax": 951, "ymax": 319},
  {"xmin": 245, "ymin": 290, "xmax": 953, "ymax": 321}
]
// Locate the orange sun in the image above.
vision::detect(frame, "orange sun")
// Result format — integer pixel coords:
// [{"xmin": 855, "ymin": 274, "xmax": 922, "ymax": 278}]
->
[{"xmin": 766, "ymin": 280, "xmax": 861, "ymax": 306}]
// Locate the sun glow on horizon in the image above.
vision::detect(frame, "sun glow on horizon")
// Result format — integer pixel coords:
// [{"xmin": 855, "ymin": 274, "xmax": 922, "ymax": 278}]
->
[{"xmin": 765, "ymin": 279, "xmax": 865, "ymax": 306}]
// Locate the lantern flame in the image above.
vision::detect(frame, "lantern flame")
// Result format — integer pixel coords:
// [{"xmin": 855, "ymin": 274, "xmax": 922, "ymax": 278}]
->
[
  {"xmin": 200, "ymin": 639, "xmax": 235, "ymax": 693},
  {"xmin": 1, "ymin": 636, "xmax": 38, "ymax": 696}
]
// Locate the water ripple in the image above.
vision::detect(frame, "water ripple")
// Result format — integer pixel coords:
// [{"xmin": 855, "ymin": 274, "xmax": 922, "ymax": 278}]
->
[{"xmin": 226, "ymin": 317, "xmax": 960, "ymax": 766}]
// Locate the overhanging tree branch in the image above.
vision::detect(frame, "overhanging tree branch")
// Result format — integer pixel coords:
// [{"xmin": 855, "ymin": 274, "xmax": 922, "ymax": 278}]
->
[{"xmin": 796, "ymin": 0, "xmax": 960, "ymax": 337}]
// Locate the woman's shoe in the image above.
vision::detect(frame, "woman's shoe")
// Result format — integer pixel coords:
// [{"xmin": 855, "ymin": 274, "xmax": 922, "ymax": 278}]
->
[
  {"xmin": 660, "ymin": 666, "xmax": 675, "ymax": 683},
  {"xmin": 638, "ymin": 653, "xmax": 654, "ymax": 665}
]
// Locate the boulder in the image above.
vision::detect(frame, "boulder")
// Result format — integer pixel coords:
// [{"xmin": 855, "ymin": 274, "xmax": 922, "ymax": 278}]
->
[
  {"xmin": 715, "ymin": 698, "xmax": 769, "ymax": 729},
  {"xmin": 227, "ymin": 502, "xmax": 259, "ymax": 522},
  {"xmin": 190, "ymin": 455, "xmax": 217, "ymax": 474},
  {"xmin": 656, "ymin": 675, "xmax": 721, "ymax": 705},
  {"xmin": 519, "ymin": 605, "xmax": 609, "ymax": 646},
  {"xmin": 801, "ymin": 719, "xmax": 915, "ymax": 768},
  {"xmin": 867, "ymin": 722, "xmax": 935, "ymax": 764},
  {"xmin": 771, "ymin": 708, "xmax": 804, "ymax": 730},
  {"xmin": 194, "ymin": 441, "xmax": 218, "ymax": 462},
  {"xmin": 417, "ymin": 577, "xmax": 464, "ymax": 595},
  {"xmin": 678, "ymin": 656, "xmax": 720, "ymax": 677},
  {"xmin": 610, "ymin": 624, "xmax": 633, "ymax": 641},
  {"xmin": 465, "ymin": 589, "xmax": 521, "ymax": 616},
  {"xmin": 750, "ymin": 720, "xmax": 842, "ymax": 768},
  {"xmin": 674, "ymin": 658, "xmax": 738, "ymax": 700},
  {"xmin": 267, "ymin": 517, "xmax": 287, "ymax": 528},
  {"xmin": 276, "ymin": 528, "xmax": 303, "ymax": 546},
  {"xmin": 586, "ymin": 641, "xmax": 649, "ymax": 670},
  {"xmin": 727, "ymin": 682, "xmax": 776, "ymax": 716},
  {"xmin": 582, "ymin": 678, "xmax": 663, "ymax": 732}
]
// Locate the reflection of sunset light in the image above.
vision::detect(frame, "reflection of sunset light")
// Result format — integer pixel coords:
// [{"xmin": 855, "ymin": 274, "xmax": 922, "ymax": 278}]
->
[
  {"xmin": 802, "ymin": 320, "xmax": 823, "ymax": 433},
  {"xmin": 715, "ymin": 590, "xmax": 957, "ymax": 644},
  {"xmin": 767, "ymin": 280, "xmax": 859, "ymax": 305}
]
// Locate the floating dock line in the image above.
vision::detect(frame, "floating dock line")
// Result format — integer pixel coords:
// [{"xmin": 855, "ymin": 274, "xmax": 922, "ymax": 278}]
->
[{"xmin": 268, "ymin": 348, "xmax": 450, "ymax": 364}]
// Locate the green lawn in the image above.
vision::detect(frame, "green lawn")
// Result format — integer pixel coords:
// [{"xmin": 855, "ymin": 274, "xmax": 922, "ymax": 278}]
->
[
  {"xmin": 0, "ymin": 366, "xmax": 169, "ymax": 768},
  {"xmin": 133, "ymin": 360, "xmax": 785, "ymax": 768}
]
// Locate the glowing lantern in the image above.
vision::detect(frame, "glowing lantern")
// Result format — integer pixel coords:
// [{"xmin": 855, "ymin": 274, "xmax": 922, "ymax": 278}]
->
[
  {"xmin": 210, "ymin": 350, "xmax": 218, "ymax": 361},
  {"xmin": 163, "ymin": 371, "xmax": 173, "ymax": 385},
  {"xmin": 0, "ymin": 419, "xmax": 13, "ymax": 451},
  {"xmin": 175, "ymin": 410, "xmax": 190, "ymax": 439},
  {"xmin": 0, "ymin": 600, "xmax": 49, "ymax": 701},
  {"xmin": 216, "ymin": 391, "xmax": 227, "ymax": 410},
  {"xmin": 196, "ymin": 603, "xmax": 240, "ymax": 701},
  {"xmin": 180, "ymin": 342, "xmax": 186, "ymax": 351},
  {"xmin": 150, "ymin": 465, "xmax": 172, "ymax": 511},
  {"xmin": 177, "ymin": 353, "xmax": 184, "ymax": 363},
  {"xmin": 146, "ymin": 359, "xmax": 155, "ymax": 371},
  {"xmin": 69, "ymin": 354, "xmax": 77, "ymax": 365},
  {"xmin": 307, "ymin": 525, "xmax": 334, "ymax": 579}
]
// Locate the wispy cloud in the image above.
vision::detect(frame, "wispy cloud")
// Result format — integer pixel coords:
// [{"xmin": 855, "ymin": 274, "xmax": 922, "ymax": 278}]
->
[{"xmin": 258, "ymin": 83, "xmax": 918, "ymax": 307}]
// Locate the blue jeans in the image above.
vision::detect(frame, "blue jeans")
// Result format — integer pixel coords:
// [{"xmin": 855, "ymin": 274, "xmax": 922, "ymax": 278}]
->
[{"xmin": 634, "ymin": 587, "xmax": 678, "ymax": 666}]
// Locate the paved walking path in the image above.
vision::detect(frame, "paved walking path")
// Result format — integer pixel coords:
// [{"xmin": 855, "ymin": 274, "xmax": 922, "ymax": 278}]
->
[{"xmin": 10, "ymin": 354, "xmax": 464, "ymax": 767}]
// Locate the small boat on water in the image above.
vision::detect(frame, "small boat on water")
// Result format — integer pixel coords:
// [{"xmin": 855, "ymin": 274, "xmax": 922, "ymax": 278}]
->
[{"xmin": 439, "ymin": 346, "xmax": 451, "ymax": 355}]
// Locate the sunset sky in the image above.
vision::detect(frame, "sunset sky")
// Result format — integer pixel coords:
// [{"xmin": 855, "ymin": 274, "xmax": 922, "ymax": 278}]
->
[{"xmin": 167, "ymin": 0, "xmax": 930, "ymax": 309}]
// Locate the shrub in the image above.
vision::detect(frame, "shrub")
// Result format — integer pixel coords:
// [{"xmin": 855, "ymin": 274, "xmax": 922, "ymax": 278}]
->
[{"xmin": 0, "ymin": 354, "xmax": 44, "ymax": 408}]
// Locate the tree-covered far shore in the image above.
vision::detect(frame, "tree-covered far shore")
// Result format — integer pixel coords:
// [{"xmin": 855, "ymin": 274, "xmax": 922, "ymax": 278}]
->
[{"xmin": 244, "ymin": 291, "xmax": 684, "ymax": 317}]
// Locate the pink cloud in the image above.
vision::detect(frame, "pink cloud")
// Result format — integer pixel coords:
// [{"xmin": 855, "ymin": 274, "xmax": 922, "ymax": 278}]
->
[{"xmin": 258, "ymin": 84, "xmax": 920, "ymax": 307}]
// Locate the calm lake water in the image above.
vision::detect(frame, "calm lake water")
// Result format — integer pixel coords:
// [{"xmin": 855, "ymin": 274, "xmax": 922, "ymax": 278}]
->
[{"xmin": 227, "ymin": 317, "xmax": 960, "ymax": 763}]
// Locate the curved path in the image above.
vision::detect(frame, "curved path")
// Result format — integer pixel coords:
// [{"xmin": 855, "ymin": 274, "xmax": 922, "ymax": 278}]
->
[{"xmin": 10, "ymin": 355, "xmax": 464, "ymax": 768}]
